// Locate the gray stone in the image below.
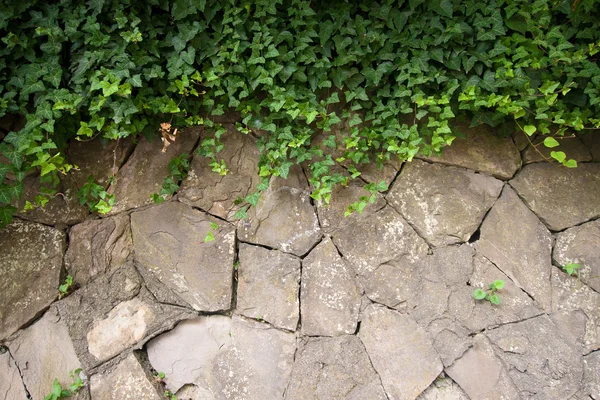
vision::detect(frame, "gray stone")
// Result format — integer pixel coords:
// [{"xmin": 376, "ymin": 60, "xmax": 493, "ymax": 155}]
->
[
  {"xmin": 237, "ymin": 165, "xmax": 321, "ymax": 256},
  {"xmin": 446, "ymin": 334, "xmax": 520, "ymax": 400},
  {"xmin": 175, "ymin": 384, "xmax": 215, "ymax": 400},
  {"xmin": 417, "ymin": 376, "xmax": 469, "ymax": 400},
  {"xmin": 55, "ymin": 264, "xmax": 192, "ymax": 371},
  {"xmin": 512, "ymin": 129, "xmax": 530, "ymax": 151},
  {"xmin": 285, "ymin": 335, "xmax": 387, "ymax": 400},
  {"xmin": 9, "ymin": 308, "xmax": 83, "ymax": 400},
  {"xmin": 523, "ymin": 135, "xmax": 592, "ymax": 164},
  {"xmin": 108, "ymin": 128, "xmax": 200, "ymax": 214},
  {"xmin": 332, "ymin": 206, "xmax": 429, "ymax": 279},
  {"xmin": 420, "ymin": 121, "xmax": 521, "ymax": 179},
  {"xmin": 179, "ymin": 126, "xmax": 261, "ymax": 221},
  {"xmin": 579, "ymin": 132, "xmax": 600, "ymax": 162},
  {"xmin": 300, "ymin": 238, "xmax": 361, "ymax": 336},
  {"xmin": 237, "ymin": 244, "xmax": 300, "ymax": 331},
  {"xmin": 551, "ymin": 268, "xmax": 600, "ymax": 353},
  {"xmin": 90, "ymin": 353, "xmax": 162, "ymax": 400},
  {"xmin": 554, "ymin": 219, "xmax": 600, "ymax": 292},
  {"xmin": 477, "ymin": 186, "xmax": 553, "ymax": 311},
  {"xmin": 0, "ymin": 349, "xmax": 28, "ymax": 400},
  {"xmin": 485, "ymin": 315, "xmax": 584, "ymax": 399},
  {"xmin": 387, "ymin": 159, "xmax": 503, "ymax": 246},
  {"xmin": 0, "ymin": 219, "xmax": 66, "ymax": 341},
  {"xmin": 65, "ymin": 215, "xmax": 133, "ymax": 286},
  {"xmin": 359, "ymin": 304, "xmax": 443, "ymax": 400},
  {"xmin": 510, "ymin": 163, "xmax": 600, "ymax": 231},
  {"xmin": 131, "ymin": 201, "xmax": 235, "ymax": 312},
  {"xmin": 584, "ymin": 351, "xmax": 600, "ymax": 399}
]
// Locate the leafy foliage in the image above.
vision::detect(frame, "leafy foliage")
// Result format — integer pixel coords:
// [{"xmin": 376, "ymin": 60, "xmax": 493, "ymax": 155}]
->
[
  {"xmin": 77, "ymin": 176, "xmax": 115, "ymax": 214},
  {"xmin": 1, "ymin": 0, "xmax": 600, "ymax": 227},
  {"xmin": 43, "ymin": 369, "xmax": 84, "ymax": 400},
  {"xmin": 473, "ymin": 279, "xmax": 505, "ymax": 305},
  {"xmin": 58, "ymin": 275, "xmax": 73, "ymax": 299}
]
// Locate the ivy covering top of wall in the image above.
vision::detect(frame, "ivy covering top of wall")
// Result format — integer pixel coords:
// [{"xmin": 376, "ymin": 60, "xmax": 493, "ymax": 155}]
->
[{"xmin": 0, "ymin": 0, "xmax": 599, "ymax": 226}]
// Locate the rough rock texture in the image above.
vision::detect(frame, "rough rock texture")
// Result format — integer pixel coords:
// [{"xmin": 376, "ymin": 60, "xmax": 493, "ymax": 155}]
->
[
  {"xmin": 237, "ymin": 165, "xmax": 321, "ymax": 256},
  {"xmin": 0, "ymin": 219, "xmax": 66, "ymax": 341},
  {"xmin": 523, "ymin": 135, "xmax": 593, "ymax": 164},
  {"xmin": 359, "ymin": 305, "xmax": 443, "ymax": 400},
  {"xmin": 179, "ymin": 126, "xmax": 261, "ymax": 220},
  {"xmin": 108, "ymin": 128, "xmax": 200, "ymax": 214},
  {"xmin": 387, "ymin": 160, "xmax": 503, "ymax": 246},
  {"xmin": 90, "ymin": 353, "xmax": 162, "ymax": 400},
  {"xmin": 579, "ymin": 132, "xmax": 600, "ymax": 162},
  {"xmin": 584, "ymin": 351, "xmax": 600, "ymax": 399},
  {"xmin": 417, "ymin": 377, "xmax": 469, "ymax": 400},
  {"xmin": 237, "ymin": 244, "xmax": 300, "ymax": 331},
  {"xmin": 477, "ymin": 186, "xmax": 553, "ymax": 311},
  {"xmin": 55, "ymin": 264, "xmax": 193, "ymax": 371},
  {"xmin": 300, "ymin": 238, "xmax": 361, "ymax": 336},
  {"xmin": 554, "ymin": 219, "xmax": 600, "ymax": 292},
  {"xmin": 65, "ymin": 215, "xmax": 133, "ymax": 286},
  {"xmin": 285, "ymin": 335, "xmax": 387, "ymax": 400},
  {"xmin": 551, "ymin": 268, "xmax": 600, "ymax": 353},
  {"xmin": 420, "ymin": 122, "xmax": 521, "ymax": 179},
  {"xmin": 0, "ymin": 349, "xmax": 28, "ymax": 400},
  {"xmin": 8, "ymin": 308, "xmax": 82, "ymax": 400},
  {"xmin": 131, "ymin": 201, "xmax": 235, "ymax": 312},
  {"xmin": 446, "ymin": 334, "xmax": 520, "ymax": 400},
  {"xmin": 510, "ymin": 163, "xmax": 600, "ymax": 231},
  {"xmin": 485, "ymin": 315, "xmax": 584, "ymax": 399}
]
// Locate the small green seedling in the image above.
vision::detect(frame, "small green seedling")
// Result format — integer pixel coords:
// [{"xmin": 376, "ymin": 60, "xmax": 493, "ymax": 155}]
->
[
  {"xmin": 204, "ymin": 222, "xmax": 219, "ymax": 242},
  {"xmin": 58, "ymin": 275, "xmax": 73, "ymax": 299},
  {"xmin": 44, "ymin": 369, "xmax": 84, "ymax": 400},
  {"xmin": 473, "ymin": 279, "xmax": 505, "ymax": 305},
  {"xmin": 562, "ymin": 262, "xmax": 581, "ymax": 279},
  {"xmin": 164, "ymin": 390, "xmax": 177, "ymax": 400}
]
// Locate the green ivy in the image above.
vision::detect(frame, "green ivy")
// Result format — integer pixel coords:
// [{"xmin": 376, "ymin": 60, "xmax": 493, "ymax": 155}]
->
[{"xmin": 1, "ymin": 0, "xmax": 599, "ymax": 227}]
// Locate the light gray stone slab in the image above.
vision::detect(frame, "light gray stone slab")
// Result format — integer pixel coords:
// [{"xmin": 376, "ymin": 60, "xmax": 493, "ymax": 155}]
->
[
  {"xmin": 584, "ymin": 351, "xmax": 600, "ymax": 399},
  {"xmin": 417, "ymin": 376, "xmax": 469, "ymax": 400},
  {"xmin": 300, "ymin": 238, "xmax": 361, "ymax": 336},
  {"xmin": 0, "ymin": 349, "xmax": 28, "ymax": 400},
  {"xmin": 359, "ymin": 304, "xmax": 443, "ymax": 400},
  {"xmin": 0, "ymin": 219, "xmax": 65, "ymax": 341},
  {"xmin": 237, "ymin": 244, "xmax": 300, "ymax": 331},
  {"xmin": 477, "ymin": 186, "xmax": 553, "ymax": 311},
  {"xmin": 285, "ymin": 335, "xmax": 387, "ymax": 400},
  {"xmin": 131, "ymin": 201, "xmax": 235, "ymax": 312},
  {"xmin": 510, "ymin": 163, "xmax": 600, "ymax": 231},
  {"xmin": 387, "ymin": 159, "xmax": 503, "ymax": 246}
]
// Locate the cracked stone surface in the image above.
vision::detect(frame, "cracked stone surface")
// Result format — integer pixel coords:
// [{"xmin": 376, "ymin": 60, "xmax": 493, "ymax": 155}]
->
[
  {"xmin": 65, "ymin": 214, "xmax": 133, "ymax": 287},
  {"xmin": 554, "ymin": 219, "xmax": 600, "ymax": 292},
  {"xmin": 387, "ymin": 159, "xmax": 503, "ymax": 246},
  {"xmin": 8, "ymin": 307, "xmax": 83, "ymax": 400},
  {"xmin": 420, "ymin": 121, "xmax": 522, "ymax": 179},
  {"xmin": 301, "ymin": 237, "xmax": 361, "ymax": 336},
  {"xmin": 131, "ymin": 201, "xmax": 236, "ymax": 312},
  {"xmin": 579, "ymin": 132, "xmax": 600, "ymax": 162},
  {"xmin": 108, "ymin": 128, "xmax": 200, "ymax": 214},
  {"xmin": 510, "ymin": 163, "xmax": 600, "ymax": 231},
  {"xmin": 90, "ymin": 353, "xmax": 162, "ymax": 400},
  {"xmin": 179, "ymin": 126, "xmax": 261, "ymax": 221},
  {"xmin": 285, "ymin": 335, "xmax": 387, "ymax": 400},
  {"xmin": 523, "ymin": 135, "xmax": 593, "ymax": 164},
  {"xmin": 584, "ymin": 351, "xmax": 600, "ymax": 399},
  {"xmin": 359, "ymin": 304, "xmax": 443, "ymax": 400},
  {"xmin": 0, "ymin": 349, "xmax": 27, "ymax": 400},
  {"xmin": 477, "ymin": 186, "xmax": 553, "ymax": 311},
  {"xmin": 237, "ymin": 164, "xmax": 321, "ymax": 256},
  {"xmin": 0, "ymin": 219, "xmax": 66, "ymax": 342},
  {"xmin": 237, "ymin": 243, "xmax": 300, "ymax": 331},
  {"xmin": 417, "ymin": 376, "xmax": 469, "ymax": 400}
]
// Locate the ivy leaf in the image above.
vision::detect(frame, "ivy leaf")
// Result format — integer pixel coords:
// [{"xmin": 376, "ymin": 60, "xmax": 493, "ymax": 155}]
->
[
  {"xmin": 550, "ymin": 151, "xmax": 566, "ymax": 163},
  {"xmin": 493, "ymin": 280, "xmax": 505, "ymax": 289},
  {"xmin": 543, "ymin": 137, "xmax": 560, "ymax": 148},
  {"xmin": 0, "ymin": 164, "xmax": 11, "ymax": 182},
  {"xmin": 564, "ymin": 159, "xmax": 577, "ymax": 168},
  {"xmin": 430, "ymin": 0, "xmax": 453, "ymax": 18},
  {"xmin": 523, "ymin": 125, "xmax": 536, "ymax": 136},
  {"xmin": 489, "ymin": 294, "xmax": 502, "ymax": 305},
  {"xmin": 204, "ymin": 231, "xmax": 215, "ymax": 242},
  {"xmin": 473, "ymin": 288, "xmax": 487, "ymax": 300},
  {"xmin": 0, "ymin": 144, "xmax": 23, "ymax": 170},
  {"xmin": 0, "ymin": 205, "xmax": 17, "ymax": 227}
]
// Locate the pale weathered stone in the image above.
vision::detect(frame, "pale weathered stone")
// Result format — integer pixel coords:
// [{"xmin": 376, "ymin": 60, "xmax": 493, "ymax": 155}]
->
[
  {"xmin": 90, "ymin": 353, "xmax": 162, "ymax": 400},
  {"xmin": 237, "ymin": 165, "xmax": 321, "ymax": 256},
  {"xmin": 359, "ymin": 304, "xmax": 442, "ymax": 400},
  {"xmin": 0, "ymin": 349, "xmax": 28, "ymax": 400},
  {"xmin": 66, "ymin": 214, "xmax": 133, "ymax": 286},
  {"xmin": 417, "ymin": 376, "xmax": 469, "ymax": 400},
  {"xmin": 551, "ymin": 268, "xmax": 600, "ymax": 353},
  {"xmin": 477, "ymin": 186, "xmax": 553, "ymax": 311},
  {"xmin": 9, "ymin": 308, "xmax": 83, "ymax": 400},
  {"xmin": 387, "ymin": 159, "xmax": 503, "ymax": 246},
  {"xmin": 147, "ymin": 316, "xmax": 232, "ymax": 393},
  {"xmin": 301, "ymin": 238, "xmax": 361, "ymax": 336},
  {"xmin": 420, "ymin": 122, "xmax": 521, "ymax": 179},
  {"xmin": 510, "ymin": 163, "xmax": 600, "ymax": 231},
  {"xmin": 446, "ymin": 334, "xmax": 520, "ymax": 400},
  {"xmin": 0, "ymin": 219, "xmax": 65, "ymax": 341},
  {"xmin": 179, "ymin": 126, "xmax": 261, "ymax": 221},
  {"xmin": 285, "ymin": 335, "xmax": 387, "ymax": 400},
  {"xmin": 332, "ymin": 206, "xmax": 429, "ymax": 279},
  {"xmin": 584, "ymin": 351, "xmax": 600, "ymax": 399},
  {"xmin": 237, "ymin": 244, "xmax": 300, "ymax": 331},
  {"xmin": 554, "ymin": 219, "xmax": 600, "ymax": 293},
  {"xmin": 131, "ymin": 201, "xmax": 235, "ymax": 312},
  {"xmin": 523, "ymin": 135, "xmax": 592, "ymax": 164},
  {"xmin": 485, "ymin": 315, "xmax": 584, "ymax": 399},
  {"xmin": 108, "ymin": 128, "xmax": 200, "ymax": 214}
]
